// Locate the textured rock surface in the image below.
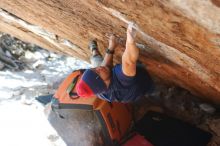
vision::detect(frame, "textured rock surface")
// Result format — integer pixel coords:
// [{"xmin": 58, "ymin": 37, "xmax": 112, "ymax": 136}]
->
[{"xmin": 0, "ymin": 0, "xmax": 220, "ymax": 103}]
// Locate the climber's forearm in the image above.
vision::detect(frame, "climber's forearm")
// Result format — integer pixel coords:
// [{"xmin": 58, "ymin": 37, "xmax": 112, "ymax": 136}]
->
[{"xmin": 124, "ymin": 42, "xmax": 139, "ymax": 64}]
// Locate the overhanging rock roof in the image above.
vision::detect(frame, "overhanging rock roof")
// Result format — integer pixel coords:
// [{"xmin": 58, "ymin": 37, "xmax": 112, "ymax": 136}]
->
[{"xmin": 0, "ymin": 0, "xmax": 220, "ymax": 103}]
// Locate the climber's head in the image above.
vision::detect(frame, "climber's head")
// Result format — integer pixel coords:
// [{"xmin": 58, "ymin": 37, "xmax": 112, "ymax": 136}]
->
[{"xmin": 76, "ymin": 66, "xmax": 111, "ymax": 97}]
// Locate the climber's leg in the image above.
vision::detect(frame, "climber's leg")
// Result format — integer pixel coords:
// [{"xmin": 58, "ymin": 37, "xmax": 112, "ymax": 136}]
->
[{"xmin": 89, "ymin": 40, "xmax": 103, "ymax": 67}]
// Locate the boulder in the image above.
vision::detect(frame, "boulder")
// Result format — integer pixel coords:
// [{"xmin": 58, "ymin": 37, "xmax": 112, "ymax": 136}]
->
[{"xmin": 0, "ymin": 0, "xmax": 220, "ymax": 103}]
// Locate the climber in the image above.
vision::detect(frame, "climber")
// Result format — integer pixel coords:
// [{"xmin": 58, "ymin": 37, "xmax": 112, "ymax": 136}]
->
[{"xmin": 76, "ymin": 23, "xmax": 154, "ymax": 102}]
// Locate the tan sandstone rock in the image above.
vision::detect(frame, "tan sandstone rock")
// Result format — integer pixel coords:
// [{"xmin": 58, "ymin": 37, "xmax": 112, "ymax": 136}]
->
[{"xmin": 0, "ymin": 0, "xmax": 220, "ymax": 103}]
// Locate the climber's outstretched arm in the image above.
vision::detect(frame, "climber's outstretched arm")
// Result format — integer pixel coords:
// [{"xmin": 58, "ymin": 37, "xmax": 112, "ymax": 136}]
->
[{"xmin": 122, "ymin": 23, "xmax": 139, "ymax": 76}]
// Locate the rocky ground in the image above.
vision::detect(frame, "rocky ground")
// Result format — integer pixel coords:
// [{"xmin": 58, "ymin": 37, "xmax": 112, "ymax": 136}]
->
[
  {"xmin": 0, "ymin": 33, "xmax": 219, "ymax": 146},
  {"xmin": 0, "ymin": 32, "xmax": 91, "ymax": 146}
]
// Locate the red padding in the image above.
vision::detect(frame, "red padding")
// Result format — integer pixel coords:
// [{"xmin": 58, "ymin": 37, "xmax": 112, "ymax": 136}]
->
[{"xmin": 122, "ymin": 134, "xmax": 154, "ymax": 146}]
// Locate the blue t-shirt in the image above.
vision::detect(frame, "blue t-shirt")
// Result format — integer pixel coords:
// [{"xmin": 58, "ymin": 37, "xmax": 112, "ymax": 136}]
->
[{"xmin": 98, "ymin": 64, "xmax": 154, "ymax": 102}]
